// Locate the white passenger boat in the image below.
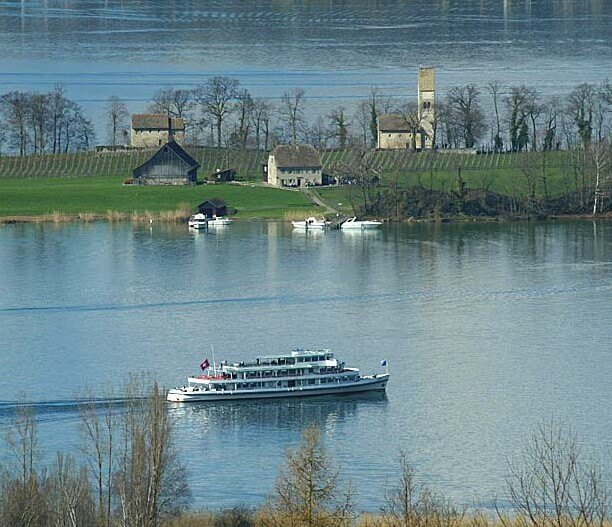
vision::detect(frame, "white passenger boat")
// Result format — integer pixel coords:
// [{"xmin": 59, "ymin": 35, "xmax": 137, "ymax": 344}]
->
[
  {"xmin": 292, "ymin": 216, "xmax": 330, "ymax": 229},
  {"xmin": 207, "ymin": 216, "xmax": 233, "ymax": 226},
  {"xmin": 167, "ymin": 349, "xmax": 389, "ymax": 402},
  {"xmin": 188, "ymin": 213, "xmax": 208, "ymax": 229},
  {"xmin": 341, "ymin": 217, "xmax": 383, "ymax": 230}
]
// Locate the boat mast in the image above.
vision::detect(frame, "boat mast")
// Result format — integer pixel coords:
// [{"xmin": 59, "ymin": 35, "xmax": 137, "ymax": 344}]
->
[{"xmin": 211, "ymin": 344, "xmax": 217, "ymax": 375}]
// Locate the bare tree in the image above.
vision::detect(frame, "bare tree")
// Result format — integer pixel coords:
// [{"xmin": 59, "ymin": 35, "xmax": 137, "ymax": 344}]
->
[
  {"xmin": 305, "ymin": 115, "xmax": 328, "ymax": 150},
  {"xmin": 446, "ymin": 85, "xmax": 486, "ymax": 149},
  {"xmin": 587, "ymin": 140, "xmax": 610, "ymax": 215},
  {"xmin": 106, "ymin": 96, "xmax": 129, "ymax": 146},
  {"xmin": 525, "ymin": 89, "xmax": 544, "ymax": 151},
  {"xmin": 0, "ymin": 404, "xmax": 48, "ymax": 527},
  {"xmin": 593, "ymin": 81, "xmax": 611, "ymax": 142},
  {"xmin": 488, "ymin": 80, "xmax": 504, "ymax": 151},
  {"xmin": 384, "ymin": 451, "xmax": 466, "ymax": 527},
  {"xmin": 148, "ymin": 86, "xmax": 194, "ymax": 119},
  {"xmin": 49, "ymin": 85, "xmax": 69, "ymax": 154},
  {"xmin": 279, "ymin": 88, "xmax": 306, "ymax": 145},
  {"xmin": 329, "ymin": 147, "xmax": 380, "ymax": 214},
  {"xmin": 0, "ymin": 91, "xmax": 30, "ymax": 154},
  {"xmin": 497, "ymin": 419, "xmax": 609, "ymax": 527},
  {"xmin": 234, "ymin": 89, "xmax": 254, "ymax": 148},
  {"xmin": 195, "ymin": 76, "xmax": 239, "ymax": 148},
  {"xmin": 505, "ymin": 85, "xmax": 531, "ymax": 152},
  {"xmin": 366, "ymin": 87, "xmax": 394, "ymax": 148},
  {"xmin": 542, "ymin": 97, "xmax": 559, "ymax": 151},
  {"xmin": 354, "ymin": 99, "xmax": 371, "ymax": 148},
  {"xmin": 114, "ymin": 379, "xmax": 190, "ymax": 527},
  {"xmin": 28, "ymin": 92, "xmax": 50, "ymax": 153},
  {"xmin": 567, "ymin": 83, "xmax": 597, "ymax": 147},
  {"xmin": 79, "ymin": 393, "xmax": 117, "ymax": 527},
  {"xmin": 46, "ymin": 453, "xmax": 96, "ymax": 527},
  {"xmin": 251, "ymin": 98, "xmax": 272, "ymax": 150},
  {"xmin": 328, "ymin": 107, "xmax": 350, "ymax": 149}
]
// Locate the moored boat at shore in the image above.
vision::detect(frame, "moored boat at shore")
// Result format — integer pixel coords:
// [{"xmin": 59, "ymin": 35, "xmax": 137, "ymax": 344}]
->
[
  {"xmin": 188, "ymin": 213, "xmax": 208, "ymax": 229},
  {"xmin": 167, "ymin": 349, "xmax": 389, "ymax": 402},
  {"xmin": 291, "ymin": 216, "xmax": 330, "ymax": 229},
  {"xmin": 340, "ymin": 217, "xmax": 382, "ymax": 230},
  {"xmin": 207, "ymin": 216, "xmax": 233, "ymax": 226}
]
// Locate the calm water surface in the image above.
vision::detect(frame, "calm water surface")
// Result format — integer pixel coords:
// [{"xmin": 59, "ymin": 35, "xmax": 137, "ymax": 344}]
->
[
  {"xmin": 0, "ymin": 0, "xmax": 610, "ymax": 131},
  {"xmin": 0, "ymin": 221, "xmax": 610, "ymax": 509}
]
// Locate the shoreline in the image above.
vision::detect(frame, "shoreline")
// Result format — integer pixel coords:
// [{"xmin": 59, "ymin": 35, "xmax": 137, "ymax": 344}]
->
[{"xmin": 1, "ymin": 211, "xmax": 610, "ymax": 225}]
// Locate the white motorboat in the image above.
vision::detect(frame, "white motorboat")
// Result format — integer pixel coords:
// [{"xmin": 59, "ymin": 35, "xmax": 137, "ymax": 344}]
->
[
  {"xmin": 188, "ymin": 213, "xmax": 208, "ymax": 229},
  {"xmin": 167, "ymin": 349, "xmax": 389, "ymax": 402},
  {"xmin": 291, "ymin": 216, "xmax": 330, "ymax": 229},
  {"xmin": 207, "ymin": 216, "xmax": 233, "ymax": 226},
  {"xmin": 340, "ymin": 217, "xmax": 383, "ymax": 230}
]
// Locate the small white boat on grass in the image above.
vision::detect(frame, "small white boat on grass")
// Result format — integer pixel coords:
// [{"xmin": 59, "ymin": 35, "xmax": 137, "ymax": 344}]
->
[
  {"xmin": 207, "ymin": 216, "xmax": 233, "ymax": 226},
  {"xmin": 292, "ymin": 216, "xmax": 330, "ymax": 230},
  {"xmin": 167, "ymin": 349, "xmax": 389, "ymax": 402},
  {"xmin": 188, "ymin": 213, "xmax": 208, "ymax": 229},
  {"xmin": 341, "ymin": 217, "xmax": 383, "ymax": 230}
]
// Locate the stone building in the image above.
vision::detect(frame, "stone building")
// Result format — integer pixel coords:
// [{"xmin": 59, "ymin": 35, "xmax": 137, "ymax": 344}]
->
[
  {"xmin": 132, "ymin": 140, "xmax": 198, "ymax": 185},
  {"xmin": 377, "ymin": 67, "xmax": 435, "ymax": 151},
  {"xmin": 130, "ymin": 114, "xmax": 185, "ymax": 148},
  {"xmin": 264, "ymin": 145, "xmax": 322, "ymax": 188},
  {"xmin": 377, "ymin": 114, "xmax": 419, "ymax": 150}
]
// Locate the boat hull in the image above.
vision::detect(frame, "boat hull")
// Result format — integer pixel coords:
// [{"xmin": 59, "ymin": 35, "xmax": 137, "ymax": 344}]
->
[
  {"xmin": 340, "ymin": 223, "xmax": 381, "ymax": 231},
  {"xmin": 167, "ymin": 374, "xmax": 389, "ymax": 402}
]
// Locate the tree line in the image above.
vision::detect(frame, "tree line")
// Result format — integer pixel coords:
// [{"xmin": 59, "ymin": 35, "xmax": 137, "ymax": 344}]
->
[
  {"xmin": 1, "ymin": 78, "xmax": 610, "ymax": 155},
  {"xmin": 0, "ymin": 86, "xmax": 95, "ymax": 156},
  {"xmin": 110, "ymin": 77, "xmax": 612, "ymax": 153},
  {"xmin": 0, "ymin": 382, "xmax": 609, "ymax": 527}
]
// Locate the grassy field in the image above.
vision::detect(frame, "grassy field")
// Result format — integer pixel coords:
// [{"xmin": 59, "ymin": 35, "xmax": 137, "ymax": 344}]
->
[
  {"xmin": 0, "ymin": 148, "xmax": 585, "ymax": 220},
  {"xmin": 0, "ymin": 177, "xmax": 318, "ymax": 219},
  {"xmin": 0, "ymin": 148, "xmax": 576, "ymax": 192}
]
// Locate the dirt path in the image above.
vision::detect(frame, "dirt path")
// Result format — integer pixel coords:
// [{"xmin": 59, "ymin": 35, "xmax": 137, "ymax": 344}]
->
[{"xmin": 303, "ymin": 188, "xmax": 339, "ymax": 215}]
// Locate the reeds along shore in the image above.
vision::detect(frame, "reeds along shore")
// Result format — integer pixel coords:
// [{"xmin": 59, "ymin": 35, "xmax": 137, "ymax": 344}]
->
[
  {"xmin": 0, "ymin": 208, "xmax": 194, "ymax": 224},
  {"xmin": 0, "ymin": 382, "xmax": 609, "ymax": 527}
]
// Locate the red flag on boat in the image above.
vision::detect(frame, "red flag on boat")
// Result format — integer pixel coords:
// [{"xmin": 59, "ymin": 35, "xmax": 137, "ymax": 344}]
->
[{"xmin": 200, "ymin": 359, "xmax": 210, "ymax": 371}]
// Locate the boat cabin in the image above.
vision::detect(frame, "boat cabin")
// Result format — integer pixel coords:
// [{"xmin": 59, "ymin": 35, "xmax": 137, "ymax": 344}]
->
[{"xmin": 187, "ymin": 349, "xmax": 359, "ymax": 392}]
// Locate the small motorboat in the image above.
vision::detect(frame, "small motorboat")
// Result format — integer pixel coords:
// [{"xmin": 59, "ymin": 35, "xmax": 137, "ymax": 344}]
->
[
  {"xmin": 188, "ymin": 213, "xmax": 208, "ymax": 229},
  {"xmin": 292, "ymin": 216, "xmax": 330, "ymax": 229},
  {"xmin": 340, "ymin": 217, "xmax": 382, "ymax": 230},
  {"xmin": 207, "ymin": 216, "xmax": 233, "ymax": 226}
]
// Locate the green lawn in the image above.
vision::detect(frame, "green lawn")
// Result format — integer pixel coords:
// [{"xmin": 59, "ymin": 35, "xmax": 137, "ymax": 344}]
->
[{"xmin": 0, "ymin": 177, "xmax": 317, "ymax": 219}]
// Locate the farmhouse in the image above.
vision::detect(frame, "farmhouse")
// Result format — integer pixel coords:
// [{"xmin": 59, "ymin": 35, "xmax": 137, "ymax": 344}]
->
[
  {"xmin": 265, "ymin": 145, "xmax": 322, "ymax": 188},
  {"xmin": 132, "ymin": 140, "xmax": 199, "ymax": 185},
  {"xmin": 130, "ymin": 114, "xmax": 185, "ymax": 148}
]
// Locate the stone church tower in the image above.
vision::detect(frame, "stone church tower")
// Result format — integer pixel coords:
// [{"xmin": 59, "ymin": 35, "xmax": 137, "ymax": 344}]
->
[{"xmin": 418, "ymin": 68, "xmax": 435, "ymax": 149}]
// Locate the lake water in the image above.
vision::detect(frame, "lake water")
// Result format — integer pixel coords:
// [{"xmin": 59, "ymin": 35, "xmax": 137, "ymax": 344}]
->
[
  {"xmin": 0, "ymin": 0, "xmax": 610, "ymax": 135},
  {"xmin": 0, "ymin": 220, "xmax": 610, "ymax": 509}
]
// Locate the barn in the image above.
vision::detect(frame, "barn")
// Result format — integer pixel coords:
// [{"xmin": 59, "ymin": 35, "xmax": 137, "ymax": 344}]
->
[{"xmin": 132, "ymin": 141, "xmax": 199, "ymax": 185}]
